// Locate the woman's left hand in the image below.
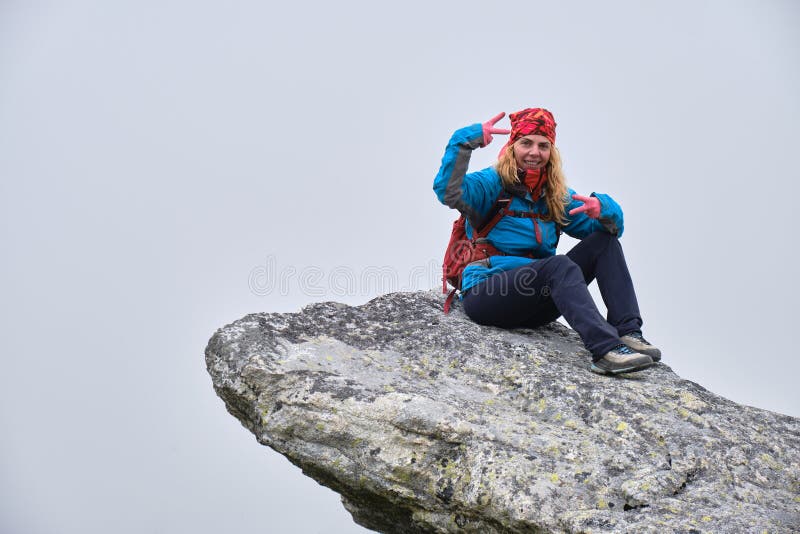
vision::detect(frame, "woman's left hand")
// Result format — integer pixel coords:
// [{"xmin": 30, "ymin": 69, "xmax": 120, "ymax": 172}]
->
[
  {"xmin": 481, "ymin": 112, "xmax": 511, "ymax": 147},
  {"xmin": 569, "ymin": 194, "xmax": 601, "ymax": 219}
]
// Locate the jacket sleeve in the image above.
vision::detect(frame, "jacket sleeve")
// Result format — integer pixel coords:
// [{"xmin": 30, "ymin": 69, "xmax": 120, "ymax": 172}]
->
[
  {"xmin": 433, "ymin": 123, "xmax": 497, "ymax": 226},
  {"xmin": 562, "ymin": 189, "xmax": 625, "ymax": 239}
]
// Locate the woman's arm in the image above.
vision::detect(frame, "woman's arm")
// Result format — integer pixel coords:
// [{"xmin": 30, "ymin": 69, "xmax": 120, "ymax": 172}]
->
[
  {"xmin": 432, "ymin": 123, "xmax": 499, "ymax": 226},
  {"xmin": 562, "ymin": 188, "xmax": 625, "ymax": 239}
]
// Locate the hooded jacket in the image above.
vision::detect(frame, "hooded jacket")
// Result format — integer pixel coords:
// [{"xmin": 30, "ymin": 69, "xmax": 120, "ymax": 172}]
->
[{"xmin": 434, "ymin": 123, "xmax": 625, "ymax": 294}]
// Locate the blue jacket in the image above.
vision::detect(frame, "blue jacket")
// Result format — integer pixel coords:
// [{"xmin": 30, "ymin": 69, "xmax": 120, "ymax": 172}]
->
[{"xmin": 434, "ymin": 123, "xmax": 625, "ymax": 294}]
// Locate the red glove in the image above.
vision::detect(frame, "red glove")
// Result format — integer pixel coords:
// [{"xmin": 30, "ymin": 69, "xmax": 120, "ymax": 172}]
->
[
  {"xmin": 569, "ymin": 194, "xmax": 601, "ymax": 219},
  {"xmin": 481, "ymin": 112, "xmax": 511, "ymax": 147}
]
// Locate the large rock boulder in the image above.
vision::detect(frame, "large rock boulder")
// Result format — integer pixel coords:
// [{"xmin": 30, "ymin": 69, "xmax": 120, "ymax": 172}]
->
[{"xmin": 205, "ymin": 290, "xmax": 800, "ymax": 533}]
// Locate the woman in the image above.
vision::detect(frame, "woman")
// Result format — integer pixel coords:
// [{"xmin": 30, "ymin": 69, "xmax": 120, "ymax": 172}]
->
[{"xmin": 433, "ymin": 108, "xmax": 660, "ymax": 375}]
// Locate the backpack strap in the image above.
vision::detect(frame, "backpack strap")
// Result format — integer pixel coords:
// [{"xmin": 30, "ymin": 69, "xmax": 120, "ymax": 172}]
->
[
  {"xmin": 443, "ymin": 288, "xmax": 458, "ymax": 314},
  {"xmin": 473, "ymin": 189, "xmax": 512, "ymax": 239},
  {"xmin": 470, "ymin": 189, "xmax": 568, "ymax": 256},
  {"xmin": 443, "ymin": 190, "xmax": 511, "ymax": 314}
]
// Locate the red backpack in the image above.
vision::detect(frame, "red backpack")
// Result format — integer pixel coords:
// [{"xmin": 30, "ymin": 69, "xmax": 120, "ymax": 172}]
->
[{"xmin": 441, "ymin": 191, "xmax": 512, "ymax": 313}]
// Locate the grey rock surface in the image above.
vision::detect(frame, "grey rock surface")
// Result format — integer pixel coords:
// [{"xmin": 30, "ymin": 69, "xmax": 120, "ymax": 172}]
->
[{"xmin": 205, "ymin": 290, "xmax": 800, "ymax": 533}]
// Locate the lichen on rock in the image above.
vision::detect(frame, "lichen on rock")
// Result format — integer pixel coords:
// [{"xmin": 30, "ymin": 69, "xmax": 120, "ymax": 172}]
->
[{"xmin": 206, "ymin": 290, "xmax": 800, "ymax": 533}]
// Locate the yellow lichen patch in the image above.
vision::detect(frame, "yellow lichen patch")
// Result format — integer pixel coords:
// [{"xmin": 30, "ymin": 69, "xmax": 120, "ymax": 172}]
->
[
  {"xmin": 759, "ymin": 453, "xmax": 782, "ymax": 471},
  {"xmin": 549, "ymin": 473, "xmax": 560, "ymax": 483},
  {"xmin": 565, "ymin": 385, "xmax": 577, "ymax": 391},
  {"xmin": 316, "ymin": 423, "xmax": 325, "ymax": 431},
  {"xmin": 679, "ymin": 391, "xmax": 699, "ymax": 405},
  {"xmin": 564, "ymin": 420, "xmax": 578, "ymax": 429},
  {"xmin": 701, "ymin": 516, "xmax": 712, "ymax": 522},
  {"xmin": 677, "ymin": 408, "xmax": 690, "ymax": 419},
  {"xmin": 616, "ymin": 421, "xmax": 628, "ymax": 432},
  {"xmin": 537, "ymin": 398, "xmax": 547, "ymax": 412},
  {"xmin": 441, "ymin": 461, "xmax": 457, "ymax": 477},
  {"xmin": 554, "ymin": 413, "xmax": 563, "ymax": 421},
  {"xmin": 686, "ymin": 411, "xmax": 708, "ymax": 427},
  {"xmin": 597, "ymin": 498, "xmax": 608, "ymax": 509},
  {"xmin": 485, "ymin": 398, "xmax": 496, "ymax": 406},
  {"xmin": 325, "ymin": 355, "xmax": 333, "ymax": 362},
  {"xmin": 383, "ymin": 384, "xmax": 396, "ymax": 392},
  {"xmin": 427, "ymin": 479, "xmax": 438, "ymax": 497},
  {"xmin": 391, "ymin": 466, "xmax": 414, "ymax": 484}
]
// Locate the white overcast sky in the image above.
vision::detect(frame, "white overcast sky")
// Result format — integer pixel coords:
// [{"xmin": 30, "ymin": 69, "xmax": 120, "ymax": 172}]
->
[{"xmin": 1, "ymin": 1, "xmax": 798, "ymax": 533}]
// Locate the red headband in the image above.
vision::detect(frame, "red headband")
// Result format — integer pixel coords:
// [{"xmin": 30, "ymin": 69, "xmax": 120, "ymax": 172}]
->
[{"xmin": 509, "ymin": 107, "xmax": 556, "ymax": 144}]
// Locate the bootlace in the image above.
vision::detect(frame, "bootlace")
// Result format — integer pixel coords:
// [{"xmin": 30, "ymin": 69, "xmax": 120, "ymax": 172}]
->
[
  {"xmin": 614, "ymin": 343, "xmax": 637, "ymax": 355},
  {"xmin": 627, "ymin": 331, "xmax": 651, "ymax": 344},
  {"xmin": 636, "ymin": 332, "xmax": 652, "ymax": 345}
]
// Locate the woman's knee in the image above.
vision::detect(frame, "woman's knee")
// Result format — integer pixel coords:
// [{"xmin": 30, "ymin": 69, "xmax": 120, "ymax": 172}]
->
[
  {"xmin": 584, "ymin": 230, "xmax": 618, "ymax": 246},
  {"xmin": 548, "ymin": 254, "xmax": 579, "ymax": 269},
  {"xmin": 578, "ymin": 231, "xmax": 623, "ymax": 260}
]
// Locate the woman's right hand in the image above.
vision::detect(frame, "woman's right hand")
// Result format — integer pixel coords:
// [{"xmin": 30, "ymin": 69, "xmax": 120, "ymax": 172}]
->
[{"xmin": 481, "ymin": 112, "xmax": 511, "ymax": 147}]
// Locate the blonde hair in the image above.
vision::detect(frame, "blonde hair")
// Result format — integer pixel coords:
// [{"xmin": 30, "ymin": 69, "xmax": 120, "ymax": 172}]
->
[{"xmin": 495, "ymin": 143, "xmax": 570, "ymax": 226}]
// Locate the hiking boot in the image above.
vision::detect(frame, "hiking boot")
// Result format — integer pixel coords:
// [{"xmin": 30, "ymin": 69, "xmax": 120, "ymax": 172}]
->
[
  {"xmin": 620, "ymin": 331, "xmax": 661, "ymax": 362},
  {"xmin": 590, "ymin": 344, "xmax": 654, "ymax": 375}
]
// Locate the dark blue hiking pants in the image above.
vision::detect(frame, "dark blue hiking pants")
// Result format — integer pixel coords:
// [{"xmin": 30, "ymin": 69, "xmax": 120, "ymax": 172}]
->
[{"xmin": 461, "ymin": 231, "xmax": 643, "ymax": 360}]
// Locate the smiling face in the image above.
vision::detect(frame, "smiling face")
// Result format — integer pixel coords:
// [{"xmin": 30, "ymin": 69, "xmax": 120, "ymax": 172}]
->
[{"xmin": 513, "ymin": 134, "xmax": 552, "ymax": 170}]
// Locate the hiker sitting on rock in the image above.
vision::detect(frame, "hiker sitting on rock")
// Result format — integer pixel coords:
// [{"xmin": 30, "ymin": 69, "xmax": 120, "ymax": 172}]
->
[{"xmin": 434, "ymin": 107, "xmax": 661, "ymax": 375}]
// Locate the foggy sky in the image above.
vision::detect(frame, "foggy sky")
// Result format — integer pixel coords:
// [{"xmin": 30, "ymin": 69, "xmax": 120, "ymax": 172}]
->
[{"xmin": 1, "ymin": 1, "xmax": 798, "ymax": 533}]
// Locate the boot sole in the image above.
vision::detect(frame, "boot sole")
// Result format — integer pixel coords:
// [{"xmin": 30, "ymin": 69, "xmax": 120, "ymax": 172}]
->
[{"xmin": 590, "ymin": 360, "xmax": 655, "ymax": 375}]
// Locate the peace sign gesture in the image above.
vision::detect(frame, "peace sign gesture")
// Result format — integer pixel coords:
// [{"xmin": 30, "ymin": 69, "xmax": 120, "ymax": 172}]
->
[
  {"xmin": 481, "ymin": 112, "xmax": 511, "ymax": 147},
  {"xmin": 569, "ymin": 194, "xmax": 601, "ymax": 219}
]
